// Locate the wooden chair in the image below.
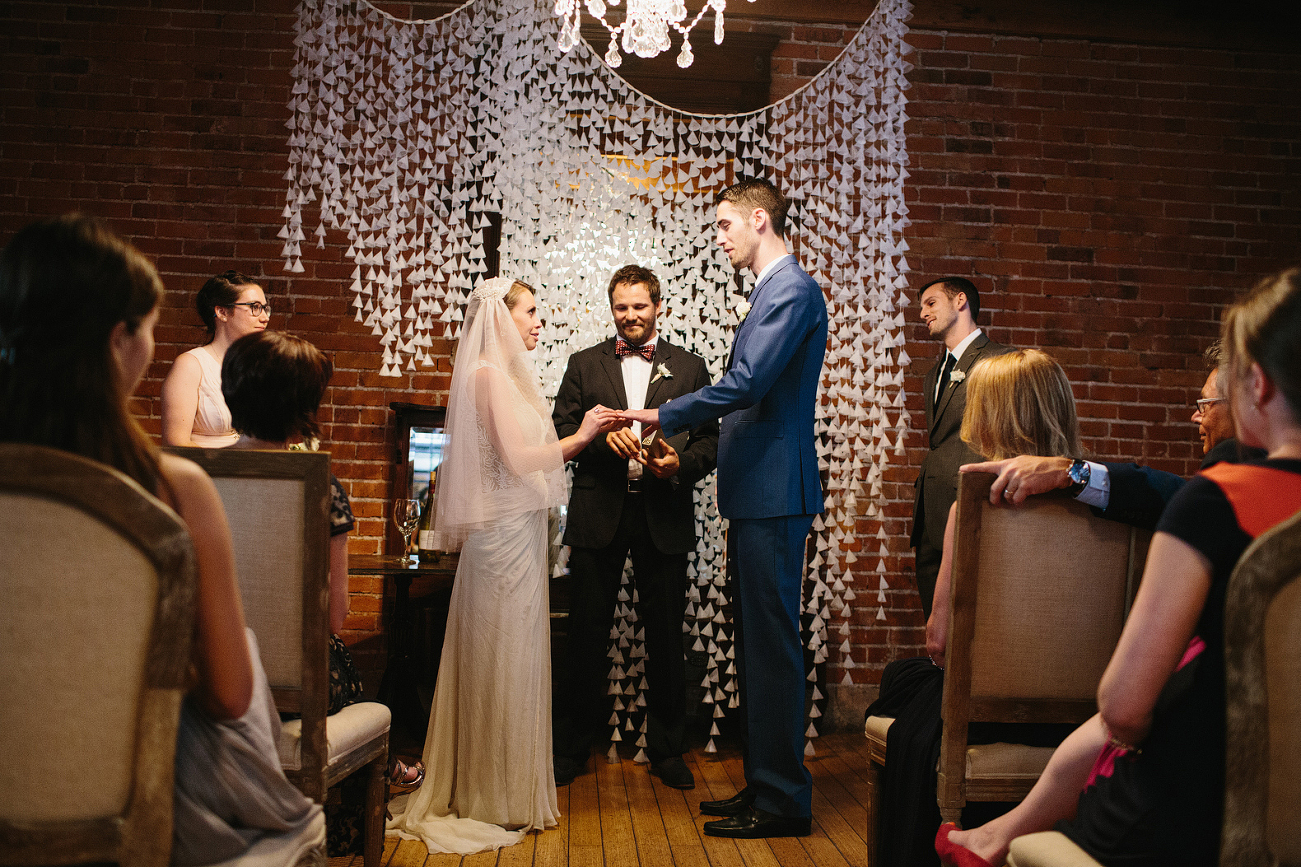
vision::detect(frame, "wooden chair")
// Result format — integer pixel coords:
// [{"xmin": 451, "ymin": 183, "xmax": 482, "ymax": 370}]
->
[
  {"xmin": 1221, "ymin": 508, "xmax": 1301, "ymax": 867},
  {"xmin": 865, "ymin": 471, "xmax": 1150, "ymax": 859},
  {"xmin": 0, "ymin": 444, "xmax": 196, "ymax": 867},
  {"xmin": 170, "ymin": 447, "xmax": 391, "ymax": 867}
]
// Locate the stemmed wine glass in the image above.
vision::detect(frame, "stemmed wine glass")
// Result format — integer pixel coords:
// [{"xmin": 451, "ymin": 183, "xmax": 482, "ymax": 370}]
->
[{"xmin": 392, "ymin": 498, "xmax": 422, "ymax": 566}]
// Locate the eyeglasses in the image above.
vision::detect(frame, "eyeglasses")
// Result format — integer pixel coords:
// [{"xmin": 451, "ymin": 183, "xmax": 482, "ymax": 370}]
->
[
  {"xmin": 1195, "ymin": 397, "xmax": 1224, "ymax": 413},
  {"xmin": 229, "ymin": 301, "xmax": 271, "ymax": 317}
]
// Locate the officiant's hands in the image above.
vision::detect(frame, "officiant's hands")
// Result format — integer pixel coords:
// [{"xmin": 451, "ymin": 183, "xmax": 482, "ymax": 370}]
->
[
  {"xmin": 606, "ymin": 427, "xmax": 642, "ymax": 459},
  {"xmin": 639, "ymin": 435, "xmax": 680, "ymax": 479}
]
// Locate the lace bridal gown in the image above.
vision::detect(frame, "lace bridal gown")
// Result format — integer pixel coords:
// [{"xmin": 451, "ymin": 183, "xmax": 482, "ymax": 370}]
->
[{"xmin": 388, "ymin": 280, "xmax": 564, "ymax": 854}]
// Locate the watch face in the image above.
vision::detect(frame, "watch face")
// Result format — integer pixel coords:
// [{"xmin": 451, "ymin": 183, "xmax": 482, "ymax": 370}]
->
[{"xmin": 1069, "ymin": 460, "xmax": 1089, "ymax": 486}]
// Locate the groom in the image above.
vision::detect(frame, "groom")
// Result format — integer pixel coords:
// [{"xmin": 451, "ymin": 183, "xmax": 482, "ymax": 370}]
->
[{"xmin": 619, "ymin": 179, "xmax": 827, "ymax": 838}]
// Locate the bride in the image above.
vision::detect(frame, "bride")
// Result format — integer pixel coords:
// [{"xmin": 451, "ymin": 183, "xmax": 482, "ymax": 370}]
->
[{"xmin": 388, "ymin": 276, "xmax": 618, "ymax": 854}]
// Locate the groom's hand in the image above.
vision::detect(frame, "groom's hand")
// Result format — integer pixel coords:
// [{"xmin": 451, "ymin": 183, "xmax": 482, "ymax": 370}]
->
[
  {"xmin": 640, "ymin": 437, "xmax": 680, "ymax": 479},
  {"xmin": 618, "ymin": 407, "xmax": 660, "ymax": 434},
  {"xmin": 606, "ymin": 427, "xmax": 642, "ymax": 459}
]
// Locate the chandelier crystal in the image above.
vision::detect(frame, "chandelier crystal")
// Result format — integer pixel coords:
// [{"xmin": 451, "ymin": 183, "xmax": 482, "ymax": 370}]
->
[{"xmin": 554, "ymin": 0, "xmax": 748, "ymax": 69}]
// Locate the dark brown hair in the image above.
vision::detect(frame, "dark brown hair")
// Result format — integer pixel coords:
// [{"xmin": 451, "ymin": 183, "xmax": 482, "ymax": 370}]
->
[
  {"xmin": 0, "ymin": 214, "xmax": 163, "ymax": 489},
  {"xmin": 222, "ymin": 331, "xmax": 333, "ymax": 443},
  {"xmin": 606, "ymin": 264, "xmax": 661, "ymax": 308},
  {"xmin": 717, "ymin": 178, "xmax": 790, "ymax": 238},
  {"xmin": 196, "ymin": 269, "xmax": 259, "ymax": 338},
  {"xmin": 919, "ymin": 276, "xmax": 982, "ymax": 322}
]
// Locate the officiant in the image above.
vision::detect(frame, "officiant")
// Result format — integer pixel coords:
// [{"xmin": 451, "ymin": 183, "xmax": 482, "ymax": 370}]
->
[{"xmin": 551, "ymin": 264, "xmax": 719, "ymax": 790}]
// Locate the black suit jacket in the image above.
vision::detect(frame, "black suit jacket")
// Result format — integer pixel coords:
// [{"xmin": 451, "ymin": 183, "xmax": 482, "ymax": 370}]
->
[
  {"xmin": 910, "ymin": 333, "xmax": 1014, "ymax": 553},
  {"xmin": 553, "ymin": 337, "xmax": 718, "ymax": 554}
]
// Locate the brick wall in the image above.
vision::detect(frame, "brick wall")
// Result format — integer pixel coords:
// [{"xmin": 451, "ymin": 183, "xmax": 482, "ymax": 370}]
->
[{"xmin": 4, "ymin": 1, "xmax": 1299, "ymax": 706}]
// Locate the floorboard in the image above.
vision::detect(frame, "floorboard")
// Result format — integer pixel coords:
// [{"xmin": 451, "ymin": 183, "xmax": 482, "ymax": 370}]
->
[{"xmin": 328, "ymin": 731, "xmax": 873, "ymax": 867}]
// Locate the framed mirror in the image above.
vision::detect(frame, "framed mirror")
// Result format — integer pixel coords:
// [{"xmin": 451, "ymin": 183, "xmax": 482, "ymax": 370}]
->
[{"xmin": 388, "ymin": 401, "xmax": 447, "ymax": 554}]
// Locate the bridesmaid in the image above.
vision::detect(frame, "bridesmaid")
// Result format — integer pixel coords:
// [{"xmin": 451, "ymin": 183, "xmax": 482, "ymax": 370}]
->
[{"xmin": 161, "ymin": 270, "xmax": 269, "ymax": 447}]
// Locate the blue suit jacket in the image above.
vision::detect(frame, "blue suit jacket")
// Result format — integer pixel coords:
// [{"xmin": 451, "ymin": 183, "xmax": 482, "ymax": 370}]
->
[{"xmin": 659, "ymin": 257, "xmax": 828, "ymax": 520}]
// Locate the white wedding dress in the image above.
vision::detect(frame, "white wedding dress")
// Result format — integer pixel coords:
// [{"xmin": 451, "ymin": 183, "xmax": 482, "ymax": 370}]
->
[{"xmin": 388, "ymin": 280, "xmax": 563, "ymax": 855}]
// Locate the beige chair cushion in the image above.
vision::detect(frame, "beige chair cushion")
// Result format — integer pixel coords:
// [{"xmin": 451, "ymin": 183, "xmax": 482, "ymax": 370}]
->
[
  {"xmin": 1007, "ymin": 831, "xmax": 1102, "ymax": 867},
  {"xmin": 279, "ymin": 701, "xmax": 391, "ymax": 770},
  {"xmin": 864, "ymin": 714, "xmax": 893, "ymax": 748},
  {"xmin": 206, "ymin": 808, "xmax": 326, "ymax": 867},
  {"xmin": 967, "ymin": 742, "xmax": 1056, "ymax": 782},
  {"xmin": 0, "ymin": 496, "xmax": 154, "ymax": 823}
]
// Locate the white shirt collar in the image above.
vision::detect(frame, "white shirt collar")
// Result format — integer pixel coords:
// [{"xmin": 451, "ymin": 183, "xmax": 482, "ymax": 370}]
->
[
  {"xmin": 753, "ymin": 253, "xmax": 793, "ymax": 290},
  {"xmin": 948, "ymin": 328, "xmax": 982, "ymax": 363}
]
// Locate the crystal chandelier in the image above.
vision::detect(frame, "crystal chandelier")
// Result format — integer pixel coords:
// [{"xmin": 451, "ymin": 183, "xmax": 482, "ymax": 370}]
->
[{"xmin": 554, "ymin": 0, "xmax": 750, "ymax": 69}]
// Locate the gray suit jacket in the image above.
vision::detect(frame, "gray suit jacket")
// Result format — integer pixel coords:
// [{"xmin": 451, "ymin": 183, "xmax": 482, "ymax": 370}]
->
[{"xmin": 910, "ymin": 333, "xmax": 1013, "ymax": 554}]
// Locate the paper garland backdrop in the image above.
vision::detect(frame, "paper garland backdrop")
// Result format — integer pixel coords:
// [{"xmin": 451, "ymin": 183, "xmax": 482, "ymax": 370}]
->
[{"xmin": 284, "ymin": 0, "xmax": 912, "ymax": 756}]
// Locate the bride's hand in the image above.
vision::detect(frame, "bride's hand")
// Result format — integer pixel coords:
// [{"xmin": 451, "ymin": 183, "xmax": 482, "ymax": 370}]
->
[{"xmin": 577, "ymin": 405, "xmax": 624, "ymax": 442}]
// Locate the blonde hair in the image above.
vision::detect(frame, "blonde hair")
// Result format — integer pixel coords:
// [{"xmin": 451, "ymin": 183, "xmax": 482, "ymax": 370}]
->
[
  {"xmin": 961, "ymin": 349, "xmax": 1082, "ymax": 461},
  {"xmin": 1222, "ymin": 268, "xmax": 1301, "ymax": 424},
  {"xmin": 504, "ymin": 280, "xmax": 534, "ymax": 311}
]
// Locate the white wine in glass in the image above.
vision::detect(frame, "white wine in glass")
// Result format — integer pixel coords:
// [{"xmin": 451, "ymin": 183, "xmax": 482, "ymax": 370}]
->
[{"xmin": 392, "ymin": 498, "xmax": 422, "ymax": 566}]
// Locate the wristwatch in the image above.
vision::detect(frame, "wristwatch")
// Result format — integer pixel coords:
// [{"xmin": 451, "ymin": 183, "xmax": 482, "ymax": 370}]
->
[{"xmin": 1066, "ymin": 459, "xmax": 1090, "ymax": 497}]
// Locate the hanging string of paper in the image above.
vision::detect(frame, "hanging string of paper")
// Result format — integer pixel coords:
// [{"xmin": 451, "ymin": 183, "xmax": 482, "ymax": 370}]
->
[{"xmin": 284, "ymin": 0, "xmax": 912, "ymax": 757}]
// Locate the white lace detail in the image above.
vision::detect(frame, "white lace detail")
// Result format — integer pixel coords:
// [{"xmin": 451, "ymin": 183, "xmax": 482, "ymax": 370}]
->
[{"xmin": 472, "ymin": 276, "xmax": 514, "ymax": 302}]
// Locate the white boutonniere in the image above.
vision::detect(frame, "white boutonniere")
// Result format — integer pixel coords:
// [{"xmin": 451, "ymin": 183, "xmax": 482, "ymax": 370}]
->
[
  {"xmin": 650, "ymin": 363, "xmax": 672, "ymax": 384},
  {"xmin": 949, "ymin": 369, "xmax": 965, "ymax": 384},
  {"xmin": 736, "ymin": 300, "xmax": 751, "ymax": 322}
]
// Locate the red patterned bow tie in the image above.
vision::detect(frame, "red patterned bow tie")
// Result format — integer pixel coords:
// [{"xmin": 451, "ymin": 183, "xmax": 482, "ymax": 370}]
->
[{"xmin": 615, "ymin": 338, "xmax": 655, "ymax": 362}]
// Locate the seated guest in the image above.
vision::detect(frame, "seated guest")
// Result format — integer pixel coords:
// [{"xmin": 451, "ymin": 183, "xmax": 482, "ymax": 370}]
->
[
  {"xmin": 1195, "ymin": 340, "xmax": 1266, "ymax": 467},
  {"xmin": 964, "ymin": 339, "xmax": 1265, "ymax": 532},
  {"xmin": 0, "ymin": 215, "xmax": 319, "ymax": 865},
  {"xmin": 161, "ymin": 270, "xmax": 269, "ymax": 447},
  {"xmin": 867, "ymin": 348, "xmax": 1082, "ymax": 865},
  {"xmin": 221, "ymin": 330, "xmax": 423, "ymax": 789},
  {"xmin": 937, "ymin": 268, "xmax": 1301, "ymax": 867}
]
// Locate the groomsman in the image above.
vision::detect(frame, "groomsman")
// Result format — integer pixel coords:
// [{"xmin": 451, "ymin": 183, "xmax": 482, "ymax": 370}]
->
[
  {"xmin": 620, "ymin": 179, "xmax": 828, "ymax": 839},
  {"xmin": 911, "ymin": 277, "xmax": 1012, "ymax": 618},
  {"xmin": 551, "ymin": 265, "xmax": 718, "ymax": 790}
]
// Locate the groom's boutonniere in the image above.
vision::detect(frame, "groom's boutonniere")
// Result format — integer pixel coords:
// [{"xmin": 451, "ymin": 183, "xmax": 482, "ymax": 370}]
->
[
  {"xmin": 949, "ymin": 369, "xmax": 965, "ymax": 384},
  {"xmin": 651, "ymin": 363, "xmax": 672, "ymax": 384},
  {"xmin": 736, "ymin": 300, "xmax": 752, "ymax": 323}
]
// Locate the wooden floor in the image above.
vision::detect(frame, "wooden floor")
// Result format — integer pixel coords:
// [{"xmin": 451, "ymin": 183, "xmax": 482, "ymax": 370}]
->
[{"xmin": 329, "ymin": 731, "xmax": 874, "ymax": 867}]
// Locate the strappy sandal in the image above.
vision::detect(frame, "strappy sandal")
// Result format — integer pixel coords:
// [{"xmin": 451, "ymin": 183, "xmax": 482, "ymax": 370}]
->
[{"xmin": 387, "ymin": 757, "xmax": 424, "ymax": 792}]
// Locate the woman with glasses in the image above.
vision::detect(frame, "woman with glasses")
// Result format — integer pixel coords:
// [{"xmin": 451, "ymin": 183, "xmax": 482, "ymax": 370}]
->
[{"xmin": 161, "ymin": 270, "xmax": 270, "ymax": 447}]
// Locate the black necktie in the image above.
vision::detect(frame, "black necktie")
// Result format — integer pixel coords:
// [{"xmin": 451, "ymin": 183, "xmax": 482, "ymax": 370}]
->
[
  {"xmin": 935, "ymin": 352, "xmax": 956, "ymax": 411},
  {"xmin": 615, "ymin": 338, "xmax": 655, "ymax": 362}
]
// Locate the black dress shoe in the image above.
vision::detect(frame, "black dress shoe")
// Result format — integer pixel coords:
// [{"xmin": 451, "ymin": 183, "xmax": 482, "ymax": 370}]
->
[
  {"xmin": 703, "ymin": 806, "xmax": 812, "ymax": 839},
  {"xmin": 699, "ymin": 787, "xmax": 755, "ymax": 817},
  {"xmin": 649, "ymin": 756, "xmax": 696, "ymax": 789},
  {"xmin": 554, "ymin": 755, "xmax": 586, "ymax": 787}
]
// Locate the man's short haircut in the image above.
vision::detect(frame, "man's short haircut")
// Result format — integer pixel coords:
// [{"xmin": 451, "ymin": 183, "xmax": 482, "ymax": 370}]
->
[
  {"xmin": 606, "ymin": 264, "xmax": 661, "ymax": 308},
  {"xmin": 918, "ymin": 276, "xmax": 981, "ymax": 322},
  {"xmin": 1204, "ymin": 339, "xmax": 1226, "ymax": 398},
  {"xmin": 222, "ymin": 331, "xmax": 333, "ymax": 443},
  {"xmin": 716, "ymin": 178, "xmax": 789, "ymax": 239}
]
